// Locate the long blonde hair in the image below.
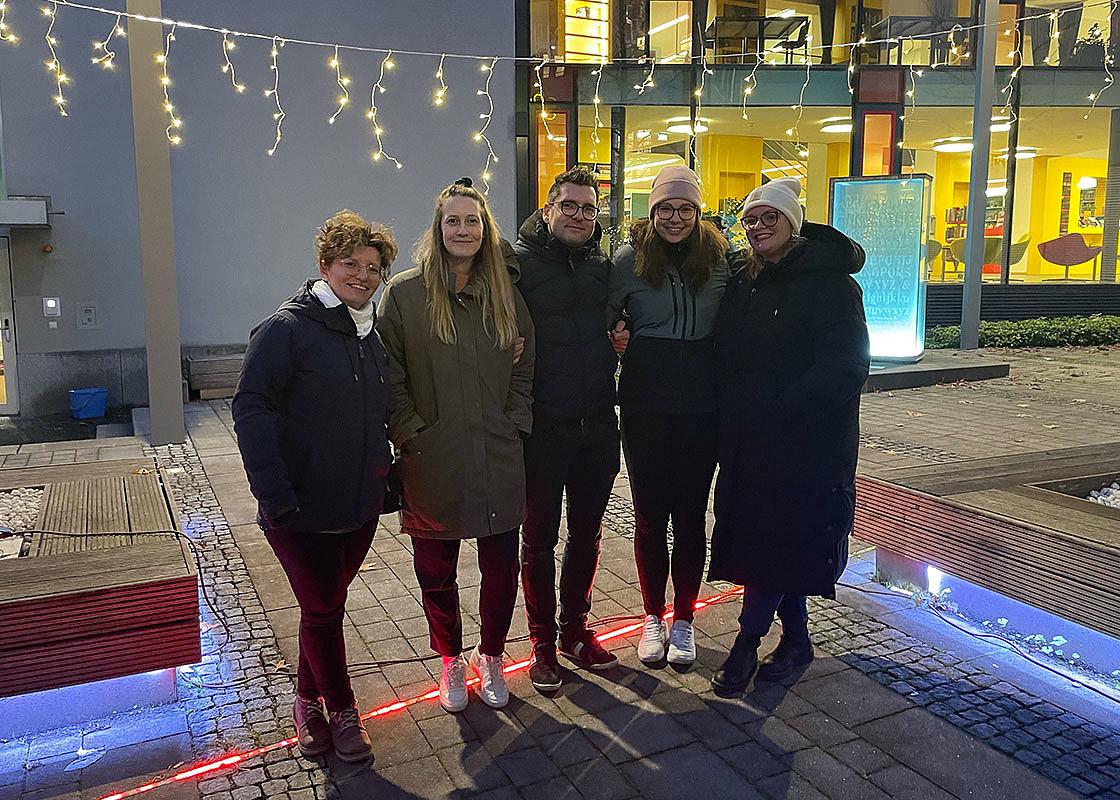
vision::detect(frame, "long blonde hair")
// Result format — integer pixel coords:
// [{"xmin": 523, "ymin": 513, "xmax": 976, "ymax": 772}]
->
[{"xmin": 414, "ymin": 180, "xmax": 519, "ymax": 350}]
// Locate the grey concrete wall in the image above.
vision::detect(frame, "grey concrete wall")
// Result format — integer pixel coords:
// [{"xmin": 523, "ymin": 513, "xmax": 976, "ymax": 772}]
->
[{"xmin": 0, "ymin": 1, "xmax": 516, "ymax": 414}]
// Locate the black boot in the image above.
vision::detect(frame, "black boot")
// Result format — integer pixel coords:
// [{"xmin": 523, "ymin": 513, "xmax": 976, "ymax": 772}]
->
[
  {"xmin": 711, "ymin": 633, "xmax": 760, "ymax": 695},
  {"xmin": 756, "ymin": 631, "xmax": 814, "ymax": 683}
]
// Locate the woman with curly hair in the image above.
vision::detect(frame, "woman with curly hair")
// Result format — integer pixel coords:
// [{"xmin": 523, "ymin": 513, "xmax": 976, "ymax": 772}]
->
[
  {"xmin": 609, "ymin": 165, "xmax": 729, "ymax": 668},
  {"xmin": 233, "ymin": 210, "xmax": 397, "ymax": 763},
  {"xmin": 377, "ymin": 179, "xmax": 534, "ymax": 713}
]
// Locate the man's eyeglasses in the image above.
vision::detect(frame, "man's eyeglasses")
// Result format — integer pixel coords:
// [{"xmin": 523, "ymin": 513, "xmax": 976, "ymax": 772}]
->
[
  {"xmin": 740, "ymin": 210, "xmax": 781, "ymax": 229},
  {"xmin": 654, "ymin": 204, "xmax": 697, "ymax": 221},
  {"xmin": 338, "ymin": 258, "xmax": 389, "ymax": 280},
  {"xmin": 552, "ymin": 200, "xmax": 599, "ymax": 221}
]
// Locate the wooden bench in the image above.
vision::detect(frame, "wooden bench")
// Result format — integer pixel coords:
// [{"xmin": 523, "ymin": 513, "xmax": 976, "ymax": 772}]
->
[
  {"xmin": 187, "ymin": 353, "xmax": 244, "ymax": 399},
  {"xmin": 855, "ymin": 442, "xmax": 1120, "ymax": 640},
  {"xmin": 0, "ymin": 460, "xmax": 200, "ymax": 698}
]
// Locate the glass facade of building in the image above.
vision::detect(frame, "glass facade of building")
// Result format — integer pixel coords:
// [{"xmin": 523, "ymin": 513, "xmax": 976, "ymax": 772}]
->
[{"xmin": 527, "ymin": 0, "xmax": 1119, "ymax": 285}]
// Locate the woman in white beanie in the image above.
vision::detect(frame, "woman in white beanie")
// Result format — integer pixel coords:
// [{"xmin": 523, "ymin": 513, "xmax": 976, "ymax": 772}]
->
[
  {"xmin": 609, "ymin": 164, "xmax": 729, "ymax": 667},
  {"xmin": 708, "ymin": 176, "xmax": 870, "ymax": 695}
]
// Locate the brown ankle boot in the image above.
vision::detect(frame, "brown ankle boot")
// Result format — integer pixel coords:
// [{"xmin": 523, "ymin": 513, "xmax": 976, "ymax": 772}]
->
[
  {"xmin": 293, "ymin": 696, "xmax": 331, "ymax": 759},
  {"xmin": 329, "ymin": 704, "xmax": 375, "ymax": 763}
]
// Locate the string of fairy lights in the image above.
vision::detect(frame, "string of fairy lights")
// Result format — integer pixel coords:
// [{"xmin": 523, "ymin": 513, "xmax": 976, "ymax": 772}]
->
[{"xmin": 0, "ymin": 0, "xmax": 1117, "ymax": 189}]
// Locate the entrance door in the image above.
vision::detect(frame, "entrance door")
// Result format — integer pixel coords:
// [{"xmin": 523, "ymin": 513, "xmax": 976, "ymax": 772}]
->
[{"xmin": 0, "ymin": 237, "xmax": 19, "ymax": 415}]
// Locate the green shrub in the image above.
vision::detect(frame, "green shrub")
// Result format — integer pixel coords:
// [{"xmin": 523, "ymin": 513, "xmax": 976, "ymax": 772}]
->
[{"xmin": 925, "ymin": 315, "xmax": 1120, "ymax": 349}]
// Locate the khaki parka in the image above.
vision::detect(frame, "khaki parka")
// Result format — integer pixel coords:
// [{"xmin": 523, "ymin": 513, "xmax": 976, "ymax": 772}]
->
[{"xmin": 375, "ymin": 266, "xmax": 535, "ymax": 540}]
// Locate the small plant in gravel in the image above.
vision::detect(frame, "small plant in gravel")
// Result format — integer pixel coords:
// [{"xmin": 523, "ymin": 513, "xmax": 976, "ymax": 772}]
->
[{"xmin": 926, "ymin": 315, "xmax": 1120, "ymax": 349}]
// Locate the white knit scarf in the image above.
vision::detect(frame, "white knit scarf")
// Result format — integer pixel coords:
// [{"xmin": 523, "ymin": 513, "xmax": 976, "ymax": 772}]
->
[{"xmin": 311, "ymin": 279, "xmax": 374, "ymax": 338}]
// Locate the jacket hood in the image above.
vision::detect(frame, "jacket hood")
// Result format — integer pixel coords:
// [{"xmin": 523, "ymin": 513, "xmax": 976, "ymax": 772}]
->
[
  {"xmin": 498, "ymin": 239, "xmax": 524, "ymax": 284},
  {"xmin": 279, "ymin": 279, "xmax": 360, "ymax": 334},
  {"xmin": 784, "ymin": 222, "xmax": 865, "ymax": 275},
  {"xmin": 515, "ymin": 209, "xmax": 604, "ymax": 260}
]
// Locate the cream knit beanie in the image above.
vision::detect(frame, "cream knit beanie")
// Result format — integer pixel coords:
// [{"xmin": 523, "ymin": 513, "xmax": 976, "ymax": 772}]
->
[{"xmin": 742, "ymin": 177, "xmax": 804, "ymax": 234}]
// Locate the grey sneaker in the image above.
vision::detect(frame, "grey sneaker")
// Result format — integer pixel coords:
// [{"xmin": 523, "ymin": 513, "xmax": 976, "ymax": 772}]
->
[
  {"xmin": 666, "ymin": 619, "xmax": 696, "ymax": 665},
  {"xmin": 468, "ymin": 646, "xmax": 510, "ymax": 708},
  {"xmin": 637, "ymin": 615, "xmax": 667, "ymax": 663},
  {"xmin": 439, "ymin": 654, "xmax": 468, "ymax": 713}
]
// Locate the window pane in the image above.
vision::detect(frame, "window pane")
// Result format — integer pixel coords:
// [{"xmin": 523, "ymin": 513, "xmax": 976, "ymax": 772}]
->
[{"xmin": 650, "ymin": 1, "xmax": 692, "ymax": 63}]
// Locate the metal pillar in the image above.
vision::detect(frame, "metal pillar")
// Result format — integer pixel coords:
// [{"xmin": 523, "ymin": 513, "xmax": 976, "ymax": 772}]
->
[
  {"xmin": 960, "ymin": 0, "xmax": 1000, "ymax": 350},
  {"xmin": 127, "ymin": 0, "xmax": 184, "ymax": 444},
  {"xmin": 610, "ymin": 106, "xmax": 626, "ymax": 251},
  {"xmin": 1100, "ymin": 108, "xmax": 1120, "ymax": 282}
]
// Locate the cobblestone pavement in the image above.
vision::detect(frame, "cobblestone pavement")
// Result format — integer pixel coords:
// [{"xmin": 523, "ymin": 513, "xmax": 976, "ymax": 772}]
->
[{"xmin": 1, "ymin": 346, "xmax": 1119, "ymax": 800}]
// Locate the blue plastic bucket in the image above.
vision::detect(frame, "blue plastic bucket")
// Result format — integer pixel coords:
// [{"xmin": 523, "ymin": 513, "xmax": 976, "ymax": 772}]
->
[{"xmin": 69, "ymin": 387, "xmax": 108, "ymax": 419}]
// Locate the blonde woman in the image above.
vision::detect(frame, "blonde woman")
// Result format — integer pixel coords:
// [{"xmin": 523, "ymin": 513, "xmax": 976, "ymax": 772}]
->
[{"xmin": 376, "ymin": 179, "xmax": 535, "ymax": 713}]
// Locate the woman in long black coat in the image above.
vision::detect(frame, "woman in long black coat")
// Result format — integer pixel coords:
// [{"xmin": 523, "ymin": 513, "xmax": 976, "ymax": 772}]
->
[{"xmin": 708, "ymin": 177, "xmax": 870, "ymax": 694}]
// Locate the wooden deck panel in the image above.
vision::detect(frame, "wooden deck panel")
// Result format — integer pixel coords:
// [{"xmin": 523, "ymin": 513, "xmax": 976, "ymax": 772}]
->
[
  {"xmin": 950, "ymin": 488, "xmax": 1120, "ymax": 551},
  {"xmin": 0, "ymin": 619, "xmax": 201, "ymax": 697},
  {"xmin": 875, "ymin": 443, "xmax": 1120, "ymax": 496},
  {"xmin": 855, "ymin": 470, "xmax": 1120, "ymax": 641},
  {"xmin": 125, "ymin": 472, "xmax": 175, "ymax": 533},
  {"xmin": 0, "ymin": 458, "xmax": 155, "ymax": 491},
  {"xmin": 0, "ymin": 463, "xmax": 200, "ymax": 699},
  {"xmin": 0, "ymin": 539, "xmax": 192, "ymax": 603}
]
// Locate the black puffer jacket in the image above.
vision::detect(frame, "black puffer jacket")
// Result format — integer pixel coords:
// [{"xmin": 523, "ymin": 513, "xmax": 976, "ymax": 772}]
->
[
  {"xmin": 512, "ymin": 211, "xmax": 618, "ymax": 424},
  {"xmin": 707, "ymin": 223, "xmax": 870, "ymax": 597},
  {"xmin": 232, "ymin": 280, "xmax": 392, "ymax": 534}
]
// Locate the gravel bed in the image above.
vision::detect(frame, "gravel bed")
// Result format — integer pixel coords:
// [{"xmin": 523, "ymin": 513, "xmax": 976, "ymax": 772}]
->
[
  {"xmin": 1087, "ymin": 482, "xmax": 1120, "ymax": 509},
  {"xmin": 0, "ymin": 486, "xmax": 44, "ymax": 558}
]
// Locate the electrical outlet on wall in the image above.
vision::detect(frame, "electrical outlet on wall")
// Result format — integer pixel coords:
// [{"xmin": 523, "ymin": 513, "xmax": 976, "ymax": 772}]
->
[{"xmin": 77, "ymin": 304, "xmax": 98, "ymax": 329}]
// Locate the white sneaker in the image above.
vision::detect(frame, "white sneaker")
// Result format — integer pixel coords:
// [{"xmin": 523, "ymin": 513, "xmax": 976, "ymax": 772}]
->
[
  {"xmin": 666, "ymin": 619, "xmax": 696, "ymax": 665},
  {"xmin": 439, "ymin": 655, "xmax": 468, "ymax": 713},
  {"xmin": 637, "ymin": 614, "xmax": 667, "ymax": 663},
  {"xmin": 468, "ymin": 646, "xmax": 510, "ymax": 708}
]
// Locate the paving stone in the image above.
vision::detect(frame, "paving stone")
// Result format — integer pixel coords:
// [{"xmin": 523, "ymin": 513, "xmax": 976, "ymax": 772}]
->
[
  {"xmin": 435, "ymin": 741, "xmax": 511, "ymax": 793},
  {"xmin": 785, "ymin": 747, "xmax": 892, "ymax": 800},
  {"xmin": 495, "ymin": 746, "xmax": 560, "ymax": 788},
  {"xmin": 561, "ymin": 759, "xmax": 637, "ymax": 800},
  {"xmin": 788, "ymin": 711, "xmax": 860, "ymax": 749},
  {"xmin": 620, "ymin": 743, "xmax": 765, "ymax": 800},
  {"xmin": 719, "ymin": 739, "xmax": 790, "ymax": 783},
  {"xmin": 855, "ymin": 709, "xmax": 1083, "ymax": 800},
  {"xmin": 793, "ymin": 670, "xmax": 913, "ymax": 727},
  {"xmin": 570, "ymin": 705, "xmax": 694, "ymax": 765},
  {"xmin": 827, "ymin": 739, "xmax": 897, "ymax": 778},
  {"xmin": 868, "ymin": 764, "xmax": 959, "ymax": 800}
]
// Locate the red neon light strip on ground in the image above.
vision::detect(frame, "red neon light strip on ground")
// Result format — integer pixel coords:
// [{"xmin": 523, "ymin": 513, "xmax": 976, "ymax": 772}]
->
[{"xmin": 96, "ymin": 587, "xmax": 745, "ymax": 800}]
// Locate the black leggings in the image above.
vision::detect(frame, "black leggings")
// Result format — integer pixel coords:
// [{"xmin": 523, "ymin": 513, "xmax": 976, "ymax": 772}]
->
[
  {"xmin": 621, "ymin": 409, "xmax": 718, "ymax": 623},
  {"xmin": 265, "ymin": 520, "xmax": 376, "ymax": 712}
]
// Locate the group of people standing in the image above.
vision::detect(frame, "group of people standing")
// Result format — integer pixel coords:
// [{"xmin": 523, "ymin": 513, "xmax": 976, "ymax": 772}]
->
[{"xmin": 232, "ymin": 164, "xmax": 870, "ymax": 764}]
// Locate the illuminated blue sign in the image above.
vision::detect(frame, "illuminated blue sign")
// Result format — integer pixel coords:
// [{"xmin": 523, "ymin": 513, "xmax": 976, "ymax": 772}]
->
[{"xmin": 830, "ymin": 175, "xmax": 931, "ymax": 361}]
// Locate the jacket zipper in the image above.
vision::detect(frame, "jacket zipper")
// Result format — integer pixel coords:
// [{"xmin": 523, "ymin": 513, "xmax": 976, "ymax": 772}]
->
[
  {"xmin": 668, "ymin": 274, "xmax": 680, "ymax": 336},
  {"xmin": 357, "ymin": 336, "xmax": 370, "ymax": 522}
]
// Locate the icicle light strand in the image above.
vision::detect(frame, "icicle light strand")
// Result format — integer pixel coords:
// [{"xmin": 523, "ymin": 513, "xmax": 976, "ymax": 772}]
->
[
  {"xmin": 0, "ymin": 2, "xmax": 18, "ymax": 44},
  {"xmin": 367, "ymin": 49, "xmax": 401, "ymax": 167},
  {"xmin": 157, "ymin": 24, "xmax": 181, "ymax": 143},
  {"xmin": 433, "ymin": 53, "xmax": 448, "ymax": 106},
  {"xmin": 327, "ymin": 44, "xmax": 350, "ymax": 124},
  {"xmin": 474, "ymin": 57, "xmax": 499, "ymax": 192},
  {"xmin": 220, "ymin": 32, "xmax": 245, "ymax": 93},
  {"xmin": 43, "ymin": 2, "xmax": 68, "ymax": 116},
  {"xmin": 90, "ymin": 12, "xmax": 122, "ymax": 68},
  {"xmin": 264, "ymin": 36, "xmax": 284, "ymax": 155}
]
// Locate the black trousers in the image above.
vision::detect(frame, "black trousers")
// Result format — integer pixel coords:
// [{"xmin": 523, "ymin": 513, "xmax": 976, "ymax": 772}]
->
[
  {"xmin": 265, "ymin": 520, "xmax": 377, "ymax": 712},
  {"xmin": 412, "ymin": 529, "xmax": 520, "ymax": 658},
  {"xmin": 621, "ymin": 409, "xmax": 718, "ymax": 623},
  {"xmin": 521, "ymin": 416, "xmax": 620, "ymax": 647}
]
